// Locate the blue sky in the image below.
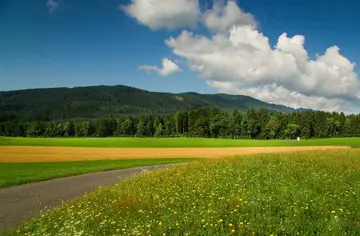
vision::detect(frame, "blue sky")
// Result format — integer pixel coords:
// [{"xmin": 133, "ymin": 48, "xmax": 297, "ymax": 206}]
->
[{"xmin": 1, "ymin": 0, "xmax": 360, "ymax": 112}]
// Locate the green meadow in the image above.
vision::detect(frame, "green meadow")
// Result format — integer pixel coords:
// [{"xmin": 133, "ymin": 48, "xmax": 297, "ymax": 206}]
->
[
  {"xmin": 0, "ymin": 137, "xmax": 359, "ymax": 148},
  {"xmin": 0, "ymin": 158, "xmax": 200, "ymax": 188},
  {"xmin": 11, "ymin": 149, "xmax": 360, "ymax": 235}
]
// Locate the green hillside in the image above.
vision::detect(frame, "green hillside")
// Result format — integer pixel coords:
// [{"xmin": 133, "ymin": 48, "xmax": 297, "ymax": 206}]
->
[{"xmin": 0, "ymin": 85, "xmax": 298, "ymax": 121}]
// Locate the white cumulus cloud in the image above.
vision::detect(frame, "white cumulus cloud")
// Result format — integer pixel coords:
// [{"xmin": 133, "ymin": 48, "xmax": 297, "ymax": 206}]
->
[
  {"xmin": 124, "ymin": 0, "xmax": 360, "ymax": 112},
  {"xmin": 165, "ymin": 18, "xmax": 360, "ymax": 112},
  {"xmin": 46, "ymin": 0, "xmax": 59, "ymax": 14},
  {"xmin": 207, "ymin": 81, "xmax": 359, "ymax": 113},
  {"xmin": 203, "ymin": 0, "xmax": 256, "ymax": 32},
  {"xmin": 139, "ymin": 58, "xmax": 181, "ymax": 76},
  {"xmin": 122, "ymin": 0, "xmax": 200, "ymax": 30}
]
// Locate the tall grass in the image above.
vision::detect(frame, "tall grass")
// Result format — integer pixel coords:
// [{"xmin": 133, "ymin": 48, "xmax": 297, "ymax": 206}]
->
[{"xmin": 12, "ymin": 149, "xmax": 360, "ymax": 235}]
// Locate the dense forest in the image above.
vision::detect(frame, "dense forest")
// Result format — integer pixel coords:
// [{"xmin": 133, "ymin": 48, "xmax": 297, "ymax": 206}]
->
[
  {"xmin": 1, "ymin": 108, "xmax": 360, "ymax": 139},
  {"xmin": 0, "ymin": 85, "xmax": 301, "ymax": 121}
]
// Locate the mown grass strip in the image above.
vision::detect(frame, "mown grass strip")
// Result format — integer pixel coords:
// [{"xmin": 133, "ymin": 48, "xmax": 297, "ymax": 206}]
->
[
  {"xmin": 0, "ymin": 158, "xmax": 200, "ymax": 188},
  {"xmin": 0, "ymin": 137, "xmax": 359, "ymax": 148},
  {"xmin": 11, "ymin": 149, "xmax": 360, "ymax": 235}
]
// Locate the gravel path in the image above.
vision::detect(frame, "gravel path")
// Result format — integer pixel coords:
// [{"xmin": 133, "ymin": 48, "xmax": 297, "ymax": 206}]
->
[{"xmin": 0, "ymin": 164, "xmax": 172, "ymax": 232}]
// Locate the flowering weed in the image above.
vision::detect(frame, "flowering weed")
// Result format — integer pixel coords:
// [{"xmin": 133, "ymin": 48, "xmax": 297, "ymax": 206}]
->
[{"xmin": 11, "ymin": 149, "xmax": 360, "ymax": 235}]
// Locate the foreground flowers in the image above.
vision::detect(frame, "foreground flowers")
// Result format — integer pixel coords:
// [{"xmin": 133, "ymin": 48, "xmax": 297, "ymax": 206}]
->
[{"xmin": 11, "ymin": 149, "xmax": 360, "ymax": 235}]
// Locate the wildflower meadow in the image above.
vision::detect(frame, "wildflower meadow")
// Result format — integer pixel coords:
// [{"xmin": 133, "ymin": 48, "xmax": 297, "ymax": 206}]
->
[{"xmin": 12, "ymin": 149, "xmax": 360, "ymax": 235}]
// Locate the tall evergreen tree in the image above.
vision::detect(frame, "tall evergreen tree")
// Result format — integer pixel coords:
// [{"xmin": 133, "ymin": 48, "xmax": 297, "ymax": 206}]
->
[
  {"xmin": 136, "ymin": 119, "xmax": 146, "ymax": 137},
  {"xmin": 121, "ymin": 118, "xmax": 134, "ymax": 136},
  {"xmin": 154, "ymin": 123, "xmax": 164, "ymax": 137}
]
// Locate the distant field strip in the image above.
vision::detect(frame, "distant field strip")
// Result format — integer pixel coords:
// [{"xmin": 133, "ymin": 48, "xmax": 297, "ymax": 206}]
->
[
  {"xmin": 0, "ymin": 146, "xmax": 349, "ymax": 162},
  {"xmin": 1, "ymin": 137, "xmax": 359, "ymax": 148}
]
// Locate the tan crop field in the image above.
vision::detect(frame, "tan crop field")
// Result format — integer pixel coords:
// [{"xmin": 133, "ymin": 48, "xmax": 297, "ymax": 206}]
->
[{"xmin": 0, "ymin": 146, "xmax": 350, "ymax": 162}]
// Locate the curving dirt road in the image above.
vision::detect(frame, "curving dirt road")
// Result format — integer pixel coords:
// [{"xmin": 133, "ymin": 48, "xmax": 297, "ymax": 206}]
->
[
  {"xmin": 0, "ymin": 146, "xmax": 349, "ymax": 162},
  {"xmin": 0, "ymin": 164, "xmax": 173, "ymax": 233}
]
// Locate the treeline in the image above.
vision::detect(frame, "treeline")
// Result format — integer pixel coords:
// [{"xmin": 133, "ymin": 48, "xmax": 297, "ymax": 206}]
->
[{"xmin": 1, "ymin": 108, "xmax": 360, "ymax": 139}]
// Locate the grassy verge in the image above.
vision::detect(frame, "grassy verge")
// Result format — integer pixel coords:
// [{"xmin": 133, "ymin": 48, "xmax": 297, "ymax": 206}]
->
[
  {"xmin": 11, "ymin": 149, "xmax": 360, "ymax": 235},
  {"xmin": 0, "ymin": 137, "xmax": 359, "ymax": 148},
  {"xmin": 0, "ymin": 158, "xmax": 200, "ymax": 188}
]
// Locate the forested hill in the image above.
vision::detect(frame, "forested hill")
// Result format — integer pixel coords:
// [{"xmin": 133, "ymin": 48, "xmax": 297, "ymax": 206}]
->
[{"xmin": 0, "ymin": 85, "xmax": 300, "ymax": 121}]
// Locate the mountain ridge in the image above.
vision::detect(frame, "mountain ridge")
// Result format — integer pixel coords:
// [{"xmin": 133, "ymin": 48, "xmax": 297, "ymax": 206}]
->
[{"xmin": 0, "ymin": 85, "xmax": 307, "ymax": 121}]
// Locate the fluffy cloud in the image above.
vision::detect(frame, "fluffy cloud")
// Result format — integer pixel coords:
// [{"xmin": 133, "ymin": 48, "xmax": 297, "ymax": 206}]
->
[
  {"xmin": 166, "ymin": 23, "xmax": 360, "ymax": 112},
  {"xmin": 46, "ymin": 0, "xmax": 59, "ymax": 14},
  {"xmin": 207, "ymin": 81, "xmax": 360, "ymax": 113},
  {"xmin": 122, "ymin": 0, "xmax": 199, "ymax": 30},
  {"xmin": 139, "ymin": 58, "xmax": 181, "ymax": 76},
  {"xmin": 125, "ymin": 0, "xmax": 359, "ymax": 112},
  {"xmin": 203, "ymin": 0, "xmax": 256, "ymax": 32}
]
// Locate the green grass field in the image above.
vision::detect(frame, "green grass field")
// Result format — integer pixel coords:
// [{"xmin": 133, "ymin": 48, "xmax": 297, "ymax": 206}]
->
[
  {"xmin": 0, "ymin": 158, "xmax": 200, "ymax": 188},
  {"xmin": 11, "ymin": 149, "xmax": 360, "ymax": 235},
  {"xmin": 1, "ymin": 137, "xmax": 359, "ymax": 148}
]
